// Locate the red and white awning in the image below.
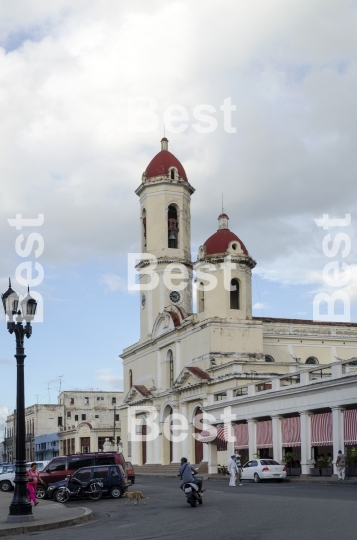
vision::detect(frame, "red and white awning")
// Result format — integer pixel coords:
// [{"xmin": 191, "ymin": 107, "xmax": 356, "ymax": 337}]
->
[
  {"xmin": 311, "ymin": 412, "xmax": 332, "ymax": 446},
  {"xmin": 344, "ymin": 409, "xmax": 357, "ymax": 445},
  {"xmin": 197, "ymin": 427, "xmax": 218, "ymax": 443},
  {"xmin": 256, "ymin": 420, "xmax": 273, "ymax": 449},
  {"xmin": 233, "ymin": 423, "xmax": 249, "ymax": 449},
  {"xmin": 282, "ymin": 417, "xmax": 301, "ymax": 447}
]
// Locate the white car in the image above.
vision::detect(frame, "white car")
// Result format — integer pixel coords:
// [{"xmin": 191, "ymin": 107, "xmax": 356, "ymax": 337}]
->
[
  {"xmin": 0, "ymin": 461, "xmax": 50, "ymax": 492},
  {"xmin": 241, "ymin": 459, "xmax": 287, "ymax": 483}
]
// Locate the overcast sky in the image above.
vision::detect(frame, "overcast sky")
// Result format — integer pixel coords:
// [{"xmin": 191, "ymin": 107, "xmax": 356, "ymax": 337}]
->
[{"xmin": 1, "ymin": 0, "xmax": 356, "ymax": 439}]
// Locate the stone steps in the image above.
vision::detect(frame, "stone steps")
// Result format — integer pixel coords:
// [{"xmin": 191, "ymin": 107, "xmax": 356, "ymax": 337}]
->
[{"xmin": 135, "ymin": 463, "xmax": 208, "ymax": 475}]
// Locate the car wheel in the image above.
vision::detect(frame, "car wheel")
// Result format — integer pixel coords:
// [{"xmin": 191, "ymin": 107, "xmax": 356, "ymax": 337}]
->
[
  {"xmin": 130, "ymin": 477, "xmax": 135, "ymax": 485},
  {"xmin": 110, "ymin": 486, "xmax": 123, "ymax": 499},
  {"xmin": 36, "ymin": 486, "xmax": 47, "ymax": 499},
  {"xmin": 0, "ymin": 480, "xmax": 13, "ymax": 492},
  {"xmin": 253, "ymin": 473, "xmax": 261, "ymax": 483}
]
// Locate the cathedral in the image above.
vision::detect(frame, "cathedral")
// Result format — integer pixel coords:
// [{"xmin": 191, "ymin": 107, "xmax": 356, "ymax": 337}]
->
[{"xmin": 120, "ymin": 139, "xmax": 357, "ymax": 474}]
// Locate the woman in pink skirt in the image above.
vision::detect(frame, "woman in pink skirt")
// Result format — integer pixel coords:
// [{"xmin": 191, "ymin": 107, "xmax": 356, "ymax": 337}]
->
[{"xmin": 26, "ymin": 463, "xmax": 45, "ymax": 506}]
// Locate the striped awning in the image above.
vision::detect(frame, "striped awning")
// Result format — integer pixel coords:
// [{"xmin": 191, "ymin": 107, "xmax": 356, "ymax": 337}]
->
[
  {"xmin": 198, "ymin": 427, "xmax": 218, "ymax": 443},
  {"xmin": 198, "ymin": 426, "xmax": 228, "ymax": 450},
  {"xmin": 256, "ymin": 420, "xmax": 273, "ymax": 449},
  {"xmin": 311, "ymin": 412, "xmax": 332, "ymax": 446},
  {"xmin": 344, "ymin": 409, "xmax": 357, "ymax": 445},
  {"xmin": 233, "ymin": 423, "xmax": 249, "ymax": 449},
  {"xmin": 282, "ymin": 417, "xmax": 301, "ymax": 447}
]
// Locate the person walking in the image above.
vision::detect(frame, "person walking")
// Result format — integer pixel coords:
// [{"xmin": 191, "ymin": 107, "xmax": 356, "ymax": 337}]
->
[
  {"xmin": 228, "ymin": 454, "xmax": 237, "ymax": 487},
  {"xmin": 336, "ymin": 450, "xmax": 346, "ymax": 481},
  {"xmin": 235, "ymin": 454, "xmax": 243, "ymax": 486},
  {"xmin": 26, "ymin": 462, "xmax": 45, "ymax": 506}
]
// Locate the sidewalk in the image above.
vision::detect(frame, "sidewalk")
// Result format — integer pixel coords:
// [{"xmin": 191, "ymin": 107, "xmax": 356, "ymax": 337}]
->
[
  {"xmin": 136, "ymin": 472, "xmax": 357, "ymax": 486},
  {"xmin": 0, "ymin": 492, "xmax": 92, "ymax": 537}
]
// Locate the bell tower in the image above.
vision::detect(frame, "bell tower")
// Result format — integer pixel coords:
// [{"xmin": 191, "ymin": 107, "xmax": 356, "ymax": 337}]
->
[{"xmin": 135, "ymin": 138, "xmax": 195, "ymax": 340}]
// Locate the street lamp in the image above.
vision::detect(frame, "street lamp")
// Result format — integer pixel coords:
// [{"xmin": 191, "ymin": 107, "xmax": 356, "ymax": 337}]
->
[{"xmin": 1, "ymin": 279, "xmax": 37, "ymax": 523}]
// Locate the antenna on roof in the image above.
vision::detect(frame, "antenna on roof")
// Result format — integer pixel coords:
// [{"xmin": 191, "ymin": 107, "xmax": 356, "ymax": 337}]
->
[{"xmin": 222, "ymin": 193, "xmax": 224, "ymax": 214}]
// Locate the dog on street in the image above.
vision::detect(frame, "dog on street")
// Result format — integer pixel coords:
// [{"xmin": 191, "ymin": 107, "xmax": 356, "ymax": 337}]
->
[{"xmin": 122, "ymin": 491, "xmax": 148, "ymax": 505}]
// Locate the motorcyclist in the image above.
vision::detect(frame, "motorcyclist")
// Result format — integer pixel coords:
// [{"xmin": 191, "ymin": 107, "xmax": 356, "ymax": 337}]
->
[{"xmin": 178, "ymin": 457, "xmax": 205, "ymax": 493}]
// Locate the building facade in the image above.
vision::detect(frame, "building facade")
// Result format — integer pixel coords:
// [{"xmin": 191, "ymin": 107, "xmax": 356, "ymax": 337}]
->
[
  {"xmin": 58, "ymin": 391, "xmax": 123, "ymax": 455},
  {"xmin": 5, "ymin": 404, "xmax": 62, "ymax": 463},
  {"xmin": 120, "ymin": 138, "xmax": 357, "ymax": 468},
  {"xmin": 34, "ymin": 433, "xmax": 59, "ymax": 461}
]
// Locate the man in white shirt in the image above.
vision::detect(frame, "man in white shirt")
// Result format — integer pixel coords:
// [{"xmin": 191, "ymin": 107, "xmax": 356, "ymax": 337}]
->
[{"xmin": 228, "ymin": 454, "xmax": 237, "ymax": 486}]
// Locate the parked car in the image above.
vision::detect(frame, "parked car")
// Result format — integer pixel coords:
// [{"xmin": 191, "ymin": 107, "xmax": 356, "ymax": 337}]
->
[
  {"xmin": 0, "ymin": 461, "xmax": 50, "ymax": 492},
  {"xmin": 241, "ymin": 459, "xmax": 287, "ymax": 482},
  {"xmin": 126, "ymin": 462, "xmax": 135, "ymax": 485},
  {"xmin": 46, "ymin": 464, "xmax": 130, "ymax": 501},
  {"xmin": 0, "ymin": 465, "xmax": 15, "ymax": 475},
  {"xmin": 37, "ymin": 452, "xmax": 127, "ymax": 499}
]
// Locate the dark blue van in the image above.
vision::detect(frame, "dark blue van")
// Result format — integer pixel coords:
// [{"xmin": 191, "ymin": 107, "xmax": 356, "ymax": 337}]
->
[{"xmin": 46, "ymin": 464, "xmax": 129, "ymax": 501}]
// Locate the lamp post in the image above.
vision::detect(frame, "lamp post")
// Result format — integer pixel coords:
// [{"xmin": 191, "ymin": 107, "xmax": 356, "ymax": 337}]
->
[{"xmin": 1, "ymin": 279, "xmax": 37, "ymax": 523}]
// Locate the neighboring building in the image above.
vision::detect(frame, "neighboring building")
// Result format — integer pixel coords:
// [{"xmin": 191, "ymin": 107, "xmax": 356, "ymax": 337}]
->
[
  {"xmin": 119, "ymin": 138, "xmax": 357, "ymax": 468},
  {"xmin": 58, "ymin": 391, "xmax": 123, "ymax": 455},
  {"xmin": 35, "ymin": 433, "xmax": 59, "ymax": 461},
  {"xmin": 0, "ymin": 441, "xmax": 5, "ymax": 463},
  {"xmin": 6, "ymin": 404, "xmax": 62, "ymax": 463}
]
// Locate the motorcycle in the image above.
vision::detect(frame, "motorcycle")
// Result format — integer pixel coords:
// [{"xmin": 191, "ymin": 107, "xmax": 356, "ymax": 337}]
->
[
  {"xmin": 181, "ymin": 468, "xmax": 203, "ymax": 508},
  {"xmin": 55, "ymin": 474, "xmax": 103, "ymax": 503}
]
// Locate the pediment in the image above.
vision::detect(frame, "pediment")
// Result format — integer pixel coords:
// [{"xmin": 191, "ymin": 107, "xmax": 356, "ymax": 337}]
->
[
  {"xmin": 152, "ymin": 305, "xmax": 187, "ymax": 339},
  {"xmin": 174, "ymin": 366, "xmax": 212, "ymax": 387},
  {"xmin": 124, "ymin": 384, "xmax": 153, "ymax": 404}
]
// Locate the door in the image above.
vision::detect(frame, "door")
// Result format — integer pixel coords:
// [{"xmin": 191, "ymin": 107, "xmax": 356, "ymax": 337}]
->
[
  {"xmin": 142, "ymin": 422, "xmax": 147, "ymax": 465},
  {"xmin": 194, "ymin": 408, "xmax": 204, "ymax": 464},
  {"xmin": 80, "ymin": 437, "xmax": 90, "ymax": 454}
]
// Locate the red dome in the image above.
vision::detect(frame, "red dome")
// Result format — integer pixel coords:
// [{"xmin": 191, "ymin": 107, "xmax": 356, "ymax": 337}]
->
[
  {"xmin": 145, "ymin": 145, "xmax": 187, "ymax": 181},
  {"xmin": 204, "ymin": 229, "xmax": 248, "ymax": 256}
]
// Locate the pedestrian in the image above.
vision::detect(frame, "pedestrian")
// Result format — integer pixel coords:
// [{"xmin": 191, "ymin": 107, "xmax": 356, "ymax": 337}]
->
[
  {"xmin": 235, "ymin": 454, "xmax": 243, "ymax": 486},
  {"xmin": 228, "ymin": 454, "xmax": 237, "ymax": 487},
  {"xmin": 26, "ymin": 462, "xmax": 45, "ymax": 506},
  {"xmin": 327, "ymin": 453, "xmax": 333, "ymax": 468},
  {"xmin": 336, "ymin": 450, "xmax": 346, "ymax": 481}
]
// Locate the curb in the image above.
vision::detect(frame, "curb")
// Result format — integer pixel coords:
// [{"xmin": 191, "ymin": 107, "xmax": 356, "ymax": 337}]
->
[{"xmin": 0, "ymin": 507, "xmax": 92, "ymax": 537}]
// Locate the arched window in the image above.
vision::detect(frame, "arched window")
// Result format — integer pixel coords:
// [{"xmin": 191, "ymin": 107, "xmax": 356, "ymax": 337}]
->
[
  {"xmin": 230, "ymin": 279, "xmax": 239, "ymax": 309},
  {"xmin": 265, "ymin": 355, "xmax": 275, "ymax": 363},
  {"xmin": 168, "ymin": 205, "xmax": 179, "ymax": 248},
  {"xmin": 129, "ymin": 369, "xmax": 133, "ymax": 388},
  {"xmin": 198, "ymin": 282, "xmax": 204, "ymax": 313},
  {"xmin": 166, "ymin": 350, "xmax": 174, "ymax": 388},
  {"xmin": 170, "ymin": 169, "xmax": 175, "ymax": 180},
  {"xmin": 142, "ymin": 209, "xmax": 147, "ymax": 249},
  {"xmin": 305, "ymin": 356, "xmax": 319, "ymax": 365}
]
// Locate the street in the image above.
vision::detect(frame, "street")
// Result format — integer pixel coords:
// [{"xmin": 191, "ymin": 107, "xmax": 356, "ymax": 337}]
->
[{"xmin": 12, "ymin": 477, "xmax": 357, "ymax": 540}]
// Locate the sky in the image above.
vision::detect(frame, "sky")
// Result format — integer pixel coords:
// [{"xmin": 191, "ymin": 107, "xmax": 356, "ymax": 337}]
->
[{"xmin": 1, "ymin": 0, "xmax": 357, "ymax": 440}]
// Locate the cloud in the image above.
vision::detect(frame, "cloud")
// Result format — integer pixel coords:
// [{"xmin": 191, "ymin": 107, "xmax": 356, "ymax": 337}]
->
[
  {"xmin": 253, "ymin": 303, "xmax": 268, "ymax": 310},
  {"xmin": 0, "ymin": 0, "xmax": 356, "ymax": 318},
  {"xmin": 96, "ymin": 369, "xmax": 123, "ymax": 391}
]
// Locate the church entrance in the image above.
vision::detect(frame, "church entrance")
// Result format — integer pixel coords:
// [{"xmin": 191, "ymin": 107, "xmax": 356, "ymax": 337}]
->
[
  {"xmin": 141, "ymin": 421, "xmax": 147, "ymax": 465},
  {"xmin": 194, "ymin": 407, "xmax": 204, "ymax": 464}
]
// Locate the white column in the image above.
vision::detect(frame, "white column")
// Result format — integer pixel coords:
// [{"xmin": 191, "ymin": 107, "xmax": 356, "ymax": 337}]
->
[
  {"xmin": 299, "ymin": 411, "xmax": 312, "ymax": 477},
  {"xmin": 171, "ymin": 406, "xmax": 180, "ymax": 463},
  {"xmin": 156, "ymin": 348, "xmax": 161, "ymax": 389},
  {"xmin": 227, "ymin": 423, "xmax": 235, "ymax": 459},
  {"xmin": 248, "ymin": 419, "xmax": 257, "ymax": 460},
  {"xmin": 180, "ymin": 403, "xmax": 189, "ymax": 459},
  {"xmin": 207, "ymin": 442, "xmax": 218, "ymax": 474},
  {"xmin": 272, "ymin": 416, "xmax": 283, "ymax": 463},
  {"xmin": 331, "ymin": 406, "xmax": 345, "ymax": 477},
  {"xmin": 153, "ymin": 408, "xmax": 161, "ymax": 464}
]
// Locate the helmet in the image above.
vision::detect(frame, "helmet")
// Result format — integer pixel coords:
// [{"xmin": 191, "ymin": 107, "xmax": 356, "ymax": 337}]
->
[{"xmin": 181, "ymin": 457, "xmax": 188, "ymax": 463}]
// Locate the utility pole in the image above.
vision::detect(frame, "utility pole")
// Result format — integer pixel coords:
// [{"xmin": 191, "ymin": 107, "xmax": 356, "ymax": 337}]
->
[
  {"xmin": 47, "ymin": 383, "xmax": 50, "ymax": 403},
  {"xmin": 58, "ymin": 376, "xmax": 64, "ymax": 396}
]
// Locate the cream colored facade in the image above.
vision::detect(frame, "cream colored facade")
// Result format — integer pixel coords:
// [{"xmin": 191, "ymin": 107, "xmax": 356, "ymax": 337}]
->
[
  {"xmin": 58, "ymin": 390, "xmax": 123, "ymax": 455},
  {"xmin": 5, "ymin": 404, "xmax": 62, "ymax": 463},
  {"xmin": 120, "ymin": 139, "xmax": 357, "ymax": 467}
]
